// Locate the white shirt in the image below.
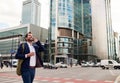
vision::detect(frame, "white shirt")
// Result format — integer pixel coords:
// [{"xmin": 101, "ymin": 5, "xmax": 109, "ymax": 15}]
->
[{"xmin": 27, "ymin": 42, "xmax": 36, "ymax": 66}]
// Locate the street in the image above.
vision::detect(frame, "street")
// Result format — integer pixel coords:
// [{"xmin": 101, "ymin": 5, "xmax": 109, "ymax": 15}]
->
[{"xmin": 0, "ymin": 66, "xmax": 120, "ymax": 83}]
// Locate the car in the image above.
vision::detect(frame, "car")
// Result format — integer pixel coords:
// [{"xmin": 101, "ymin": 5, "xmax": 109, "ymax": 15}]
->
[
  {"xmin": 43, "ymin": 63, "xmax": 58, "ymax": 69},
  {"xmin": 93, "ymin": 62, "xmax": 101, "ymax": 67},
  {"xmin": 100, "ymin": 59, "xmax": 120, "ymax": 69},
  {"xmin": 86, "ymin": 61, "xmax": 94, "ymax": 67},
  {"xmin": 55, "ymin": 62, "xmax": 67, "ymax": 68},
  {"xmin": 10, "ymin": 59, "xmax": 18, "ymax": 67},
  {"xmin": 81, "ymin": 61, "xmax": 89, "ymax": 67}
]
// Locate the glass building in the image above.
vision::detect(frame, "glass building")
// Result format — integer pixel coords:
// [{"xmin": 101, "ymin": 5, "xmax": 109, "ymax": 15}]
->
[
  {"xmin": 49, "ymin": 0, "xmax": 92, "ymax": 64},
  {"xmin": 22, "ymin": 0, "xmax": 41, "ymax": 26},
  {"xmin": 0, "ymin": 24, "xmax": 48, "ymax": 60}
]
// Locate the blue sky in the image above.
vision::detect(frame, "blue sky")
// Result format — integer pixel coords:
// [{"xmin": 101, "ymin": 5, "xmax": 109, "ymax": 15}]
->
[{"xmin": 0, "ymin": 0, "xmax": 120, "ymax": 33}]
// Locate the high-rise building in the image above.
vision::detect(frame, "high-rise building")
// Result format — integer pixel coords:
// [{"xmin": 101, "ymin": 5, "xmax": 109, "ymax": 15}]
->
[
  {"xmin": 21, "ymin": 0, "xmax": 41, "ymax": 26},
  {"xmin": 91, "ymin": 0, "xmax": 114, "ymax": 59},
  {"xmin": 49, "ymin": 0, "xmax": 115, "ymax": 63},
  {"xmin": 49, "ymin": 0, "xmax": 92, "ymax": 64}
]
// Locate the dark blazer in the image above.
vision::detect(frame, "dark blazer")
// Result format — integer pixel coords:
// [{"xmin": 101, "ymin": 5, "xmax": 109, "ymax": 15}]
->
[{"xmin": 15, "ymin": 41, "xmax": 45, "ymax": 73}]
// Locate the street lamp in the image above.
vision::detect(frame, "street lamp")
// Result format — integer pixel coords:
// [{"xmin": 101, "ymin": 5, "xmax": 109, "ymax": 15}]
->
[
  {"xmin": 0, "ymin": 53, "xmax": 2, "ymax": 69},
  {"xmin": 10, "ymin": 32, "xmax": 14, "ymax": 68}
]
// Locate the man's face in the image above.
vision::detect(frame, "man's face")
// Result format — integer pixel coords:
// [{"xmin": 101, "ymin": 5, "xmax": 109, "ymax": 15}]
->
[{"xmin": 26, "ymin": 33, "xmax": 34, "ymax": 42}]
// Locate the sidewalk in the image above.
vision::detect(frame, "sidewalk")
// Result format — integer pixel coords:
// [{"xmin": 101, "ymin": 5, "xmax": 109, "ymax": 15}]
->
[{"xmin": 0, "ymin": 67, "xmax": 16, "ymax": 72}]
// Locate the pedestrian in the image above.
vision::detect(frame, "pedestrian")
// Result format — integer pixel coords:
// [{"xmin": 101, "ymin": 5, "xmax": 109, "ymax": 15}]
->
[
  {"xmin": 0, "ymin": 62, "xmax": 3, "ymax": 69},
  {"xmin": 70, "ymin": 59, "xmax": 73, "ymax": 67},
  {"xmin": 15, "ymin": 32, "xmax": 45, "ymax": 83}
]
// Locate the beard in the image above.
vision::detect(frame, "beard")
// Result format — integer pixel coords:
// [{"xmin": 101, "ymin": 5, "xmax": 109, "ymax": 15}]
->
[{"xmin": 27, "ymin": 37, "xmax": 34, "ymax": 42}]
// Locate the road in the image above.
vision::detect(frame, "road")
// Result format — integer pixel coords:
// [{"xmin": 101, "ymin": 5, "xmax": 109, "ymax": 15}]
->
[{"xmin": 0, "ymin": 66, "xmax": 120, "ymax": 83}]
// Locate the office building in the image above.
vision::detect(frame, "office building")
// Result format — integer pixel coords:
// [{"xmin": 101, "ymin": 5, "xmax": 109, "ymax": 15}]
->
[
  {"xmin": 91, "ymin": 0, "xmax": 114, "ymax": 59},
  {"xmin": 49, "ymin": 0, "xmax": 115, "ymax": 63},
  {"xmin": 49, "ymin": 0, "xmax": 92, "ymax": 64},
  {"xmin": 21, "ymin": 0, "xmax": 41, "ymax": 26},
  {"xmin": 0, "ymin": 24, "xmax": 48, "ymax": 59}
]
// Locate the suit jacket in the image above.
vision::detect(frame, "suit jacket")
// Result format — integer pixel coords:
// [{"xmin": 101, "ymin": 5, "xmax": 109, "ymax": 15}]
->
[{"xmin": 15, "ymin": 41, "xmax": 45, "ymax": 73}]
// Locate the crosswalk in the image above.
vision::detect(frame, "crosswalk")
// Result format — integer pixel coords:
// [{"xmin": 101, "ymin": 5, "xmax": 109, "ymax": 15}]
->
[{"xmin": 0, "ymin": 73, "xmax": 114, "ymax": 83}]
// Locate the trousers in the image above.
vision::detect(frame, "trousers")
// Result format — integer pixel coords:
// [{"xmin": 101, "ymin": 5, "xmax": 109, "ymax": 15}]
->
[{"xmin": 22, "ymin": 68, "xmax": 35, "ymax": 83}]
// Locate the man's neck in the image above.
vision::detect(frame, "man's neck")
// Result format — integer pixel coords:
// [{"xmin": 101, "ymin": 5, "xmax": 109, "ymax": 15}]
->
[{"xmin": 27, "ymin": 41, "xmax": 33, "ymax": 45}]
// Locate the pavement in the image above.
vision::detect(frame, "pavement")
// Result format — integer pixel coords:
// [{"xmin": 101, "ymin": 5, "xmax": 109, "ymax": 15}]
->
[
  {"xmin": 0, "ymin": 67, "xmax": 16, "ymax": 72},
  {"xmin": 0, "ymin": 66, "xmax": 120, "ymax": 83}
]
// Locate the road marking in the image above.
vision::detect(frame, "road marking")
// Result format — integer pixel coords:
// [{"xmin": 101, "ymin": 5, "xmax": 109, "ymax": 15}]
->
[
  {"xmin": 89, "ymin": 80, "xmax": 97, "ymax": 82},
  {"xmin": 75, "ymin": 79, "xmax": 82, "ymax": 81},
  {"xmin": 52, "ymin": 80, "xmax": 60, "ymax": 82},
  {"xmin": 104, "ymin": 80, "xmax": 114, "ymax": 82},
  {"xmin": 41, "ymin": 80, "xmax": 48, "ymax": 82},
  {"xmin": 0, "ymin": 73, "xmax": 114, "ymax": 83},
  {"xmin": 53, "ymin": 77, "xmax": 60, "ymax": 79},
  {"xmin": 64, "ymin": 78, "xmax": 71, "ymax": 80},
  {"xmin": 64, "ymin": 82, "xmax": 74, "ymax": 83}
]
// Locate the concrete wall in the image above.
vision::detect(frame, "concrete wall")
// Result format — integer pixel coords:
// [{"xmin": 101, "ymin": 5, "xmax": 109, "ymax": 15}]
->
[
  {"xmin": 30, "ymin": 24, "xmax": 48, "ymax": 43},
  {"xmin": 91, "ymin": 0, "xmax": 108, "ymax": 59}
]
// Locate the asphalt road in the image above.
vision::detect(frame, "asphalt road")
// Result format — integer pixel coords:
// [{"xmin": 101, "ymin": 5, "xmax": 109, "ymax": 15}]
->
[{"xmin": 0, "ymin": 66, "xmax": 120, "ymax": 83}]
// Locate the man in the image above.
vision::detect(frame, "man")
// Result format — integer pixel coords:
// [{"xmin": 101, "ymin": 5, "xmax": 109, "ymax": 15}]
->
[{"xmin": 15, "ymin": 32, "xmax": 44, "ymax": 83}]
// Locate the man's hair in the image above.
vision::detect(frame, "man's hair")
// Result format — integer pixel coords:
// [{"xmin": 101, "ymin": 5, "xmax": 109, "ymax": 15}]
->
[
  {"xmin": 24, "ymin": 32, "xmax": 32, "ymax": 41},
  {"xmin": 25, "ymin": 32, "xmax": 32, "ymax": 38}
]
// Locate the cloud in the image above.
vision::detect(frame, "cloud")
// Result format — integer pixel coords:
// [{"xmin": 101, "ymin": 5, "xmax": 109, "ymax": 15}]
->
[
  {"xmin": 0, "ymin": 0, "xmax": 50, "ymax": 29},
  {"xmin": 0, "ymin": 0, "xmax": 119, "ymax": 32},
  {"xmin": 0, "ymin": 0, "xmax": 23, "ymax": 28}
]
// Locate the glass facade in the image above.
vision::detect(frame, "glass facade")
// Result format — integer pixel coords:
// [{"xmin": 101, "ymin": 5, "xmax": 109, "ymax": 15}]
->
[
  {"xmin": 74, "ymin": 0, "xmax": 92, "ymax": 37},
  {"xmin": 0, "ymin": 27, "xmax": 27, "ymax": 55},
  {"xmin": 58, "ymin": 0, "xmax": 73, "ymax": 29},
  {"xmin": 22, "ymin": 0, "xmax": 41, "ymax": 26},
  {"xmin": 57, "ymin": 37, "xmax": 73, "ymax": 54},
  {"xmin": 49, "ymin": 0, "xmax": 92, "ymax": 63},
  {"xmin": 105, "ymin": 0, "xmax": 114, "ymax": 59}
]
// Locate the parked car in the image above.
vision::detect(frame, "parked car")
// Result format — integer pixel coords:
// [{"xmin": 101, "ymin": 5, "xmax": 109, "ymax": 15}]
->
[
  {"xmin": 81, "ymin": 61, "xmax": 89, "ymax": 67},
  {"xmin": 93, "ymin": 62, "xmax": 101, "ymax": 67},
  {"xmin": 88, "ymin": 62, "xmax": 95, "ymax": 67},
  {"xmin": 100, "ymin": 59, "xmax": 120, "ymax": 69},
  {"xmin": 11, "ymin": 59, "xmax": 18, "ymax": 67},
  {"xmin": 81, "ymin": 61, "xmax": 96, "ymax": 67},
  {"xmin": 55, "ymin": 62, "xmax": 67, "ymax": 68},
  {"xmin": 43, "ymin": 63, "xmax": 58, "ymax": 69}
]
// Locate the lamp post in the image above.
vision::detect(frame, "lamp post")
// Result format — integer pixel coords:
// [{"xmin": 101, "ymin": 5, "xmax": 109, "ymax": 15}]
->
[
  {"xmin": 0, "ymin": 54, "xmax": 2, "ymax": 69},
  {"xmin": 10, "ymin": 32, "xmax": 14, "ymax": 68}
]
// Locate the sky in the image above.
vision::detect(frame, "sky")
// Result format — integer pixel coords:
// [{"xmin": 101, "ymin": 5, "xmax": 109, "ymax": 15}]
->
[
  {"xmin": 0, "ymin": 0, "xmax": 120, "ymax": 33},
  {"xmin": 0, "ymin": 0, "xmax": 50, "ymax": 29}
]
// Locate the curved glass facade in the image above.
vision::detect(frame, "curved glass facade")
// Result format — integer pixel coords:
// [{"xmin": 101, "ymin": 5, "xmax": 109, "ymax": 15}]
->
[
  {"xmin": 0, "ymin": 27, "xmax": 27, "ymax": 55},
  {"xmin": 49, "ymin": 0, "xmax": 92, "ymax": 63},
  {"xmin": 57, "ymin": 37, "xmax": 73, "ymax": 54}
]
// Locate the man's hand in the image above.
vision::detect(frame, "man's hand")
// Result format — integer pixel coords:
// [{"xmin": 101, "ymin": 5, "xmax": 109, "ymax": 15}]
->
[
  {"xmin": 33, "ymin": 37, "xmax": 38, "ymax": 42},
  {"xmin": 27, "ymin": 52, "xmax": 35, "ymax": 57}
]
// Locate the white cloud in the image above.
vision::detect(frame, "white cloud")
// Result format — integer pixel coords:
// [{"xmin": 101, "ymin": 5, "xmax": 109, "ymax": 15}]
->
[
  {"xmin": 0, "ymin": 0, "xmax": 22, "ymax": 28},
  {"xmin": 0, "ymin": 0, "xmax": 120, "ymax": 32},
  {"xmin": 0, "ymin": 0, "xmax": 49, "ymax": 29}
]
